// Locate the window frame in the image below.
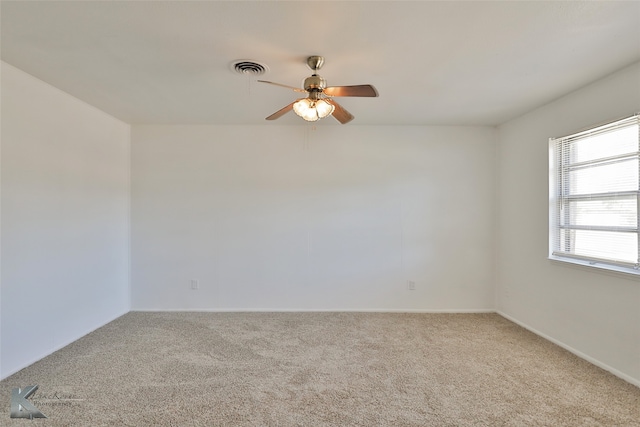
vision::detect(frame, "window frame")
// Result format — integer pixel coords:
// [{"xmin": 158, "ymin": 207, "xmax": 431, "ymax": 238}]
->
[{"xmin": 548, "ymin": 113, "xmax": 640, "ymax": 276}]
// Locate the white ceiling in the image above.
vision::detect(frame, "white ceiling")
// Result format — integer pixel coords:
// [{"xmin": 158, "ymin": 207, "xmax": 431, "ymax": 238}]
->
[{"xmin": 2, "ymin": 1, "xmax": 639, "ymax": 126}]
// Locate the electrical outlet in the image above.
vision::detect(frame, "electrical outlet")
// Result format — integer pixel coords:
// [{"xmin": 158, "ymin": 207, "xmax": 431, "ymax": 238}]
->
[
  {"xmin": 407, "ymin": 280, "xmax": 416, "ymax": 291},
  {"xmin": 190, "ymin": 279, "xmax": 199, "ymax": 290}
]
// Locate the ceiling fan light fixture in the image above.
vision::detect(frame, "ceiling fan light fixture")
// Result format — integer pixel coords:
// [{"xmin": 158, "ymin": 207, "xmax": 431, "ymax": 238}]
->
[
  {"xmin": 293, "ymin": 98, "xmax": 335, "ymax": 122},
  {"xmin": 315, "ymin": 99, "xmax": 335, "ymax": 118},
  {"xmin": 261, "ymin": 56, "xmax": 376, "ymax": 124},
  {"xmin": 293, "ymin": 99, "xmax": 315, "ymax": 121}
]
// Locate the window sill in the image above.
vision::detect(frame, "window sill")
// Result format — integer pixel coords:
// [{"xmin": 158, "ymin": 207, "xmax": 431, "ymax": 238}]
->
[{"xmin": 548, "ymin": 255, "xmax": 640, "ymax": 280}]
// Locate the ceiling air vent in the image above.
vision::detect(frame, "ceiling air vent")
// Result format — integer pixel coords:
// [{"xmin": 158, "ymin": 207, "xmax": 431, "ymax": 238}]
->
[{"xmin": 231, "ymin": 60, "xmax": 268, "ymax": 76}]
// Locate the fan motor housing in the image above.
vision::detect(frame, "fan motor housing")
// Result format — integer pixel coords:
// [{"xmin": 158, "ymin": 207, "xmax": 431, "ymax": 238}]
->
[{"xmin": 304, "ymin": 75, "xmax": 327, "ymax": 92}]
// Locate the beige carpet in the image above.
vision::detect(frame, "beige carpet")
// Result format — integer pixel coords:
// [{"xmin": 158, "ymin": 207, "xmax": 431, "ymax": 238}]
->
[{"xmin": 1, "ymin": 312, "xmax": 638, "ymax": 426}]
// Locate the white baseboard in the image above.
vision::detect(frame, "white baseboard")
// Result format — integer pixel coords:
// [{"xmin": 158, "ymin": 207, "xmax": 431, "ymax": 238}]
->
[
  {"xmin": 132, "ymin": 308, "xmax": 496, "ymax": 313},
  {"xmin": 0, "ymin": 309, "xmax": 129, "ymax": 381},
  {"xmin": 9, "ymin": 308, "xmax": 634, "ymax": 389},
  {"xmin": 497, "ymin": 311, "xmax": 640, "ymax": 388}
]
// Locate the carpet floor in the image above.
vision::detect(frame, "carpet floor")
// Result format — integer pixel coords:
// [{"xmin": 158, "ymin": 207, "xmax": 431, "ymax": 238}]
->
[{"xmin": 1, "ymin": 312, "xmax": 638, "ymax": 426}]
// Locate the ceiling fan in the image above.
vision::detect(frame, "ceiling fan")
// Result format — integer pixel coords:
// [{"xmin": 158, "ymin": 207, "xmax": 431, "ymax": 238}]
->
[{"xmin": 258, "ymin": 56, "xmax": 378, "ymax": 124}]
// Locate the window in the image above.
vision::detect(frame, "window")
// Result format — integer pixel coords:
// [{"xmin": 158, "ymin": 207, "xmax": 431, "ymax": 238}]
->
[{"xmin": 549, "ymin": 114, "xmax": 640, "ymax": 275}]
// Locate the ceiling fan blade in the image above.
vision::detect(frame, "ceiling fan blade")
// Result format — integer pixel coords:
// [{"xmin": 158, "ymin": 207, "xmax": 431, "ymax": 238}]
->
[
  {"xmin": 265, "ymin": 102, "xmax": 295, "ymax": 120},
  {"xmin": 324, "ymin": 84, "xmax": 378, "ymax": 97},
  {"xmin": 325, "ymin": 99, "xmax": 354, "ymax": 124},
  {"xmin": 258, "ymin": 80, "xmax": 307, "ymax": 93}
]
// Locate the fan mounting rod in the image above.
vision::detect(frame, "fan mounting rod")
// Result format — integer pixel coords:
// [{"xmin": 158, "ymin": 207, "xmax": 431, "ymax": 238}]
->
[{"xmin": 306, "ymin": 56, "xmax": 324, "ymax": 72}]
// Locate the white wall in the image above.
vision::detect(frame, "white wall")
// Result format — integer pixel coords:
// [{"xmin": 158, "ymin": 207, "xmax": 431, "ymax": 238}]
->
[
  {"xmin": 496, "ymin": 61, "xmax": 640, "ymax": 385},
  {"xmin": 2, "ymin": 55, "xmax": 637, "ymax": 387},
  {"xmin": 131, "ymin": 125, "xmax": 496, "ymax": 311},
  {"xmin": 0, "ymin": 62, "xmax": 131, "ymax": 379}
]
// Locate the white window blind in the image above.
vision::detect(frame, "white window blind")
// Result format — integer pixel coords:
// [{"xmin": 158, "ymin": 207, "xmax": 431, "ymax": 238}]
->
[{"xmin": 549, "ymin": 114, "xmax": 640, "ymax": 274}]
